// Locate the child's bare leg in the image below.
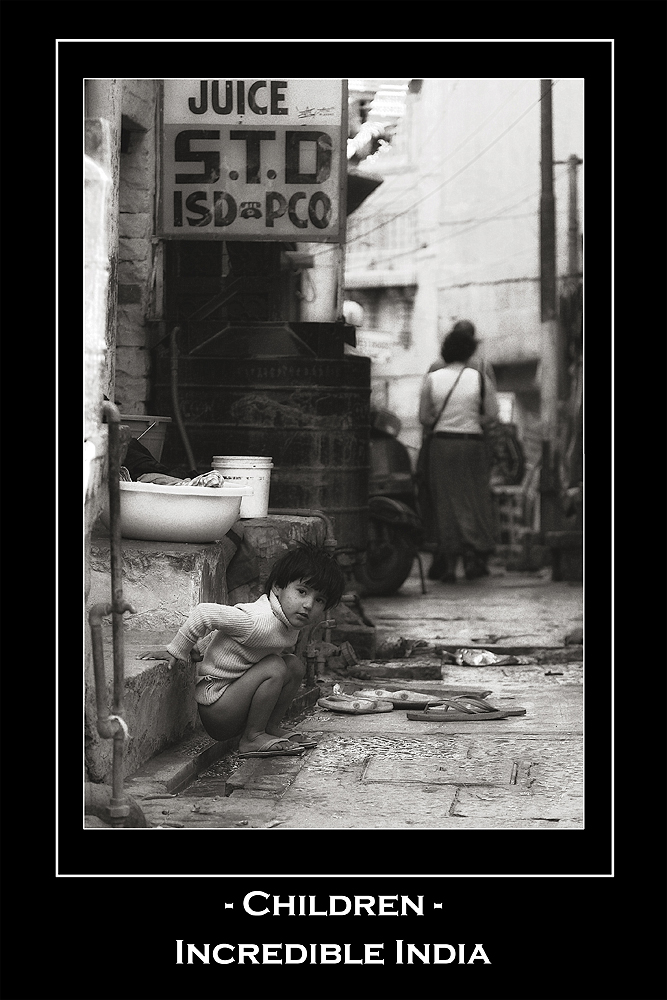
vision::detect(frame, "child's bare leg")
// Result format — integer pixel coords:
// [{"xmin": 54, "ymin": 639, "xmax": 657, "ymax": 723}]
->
[
  {"xmin": 198, "ymin": 654, "xmax": 303, "ymax": 752},
  {"xmin": 264, "ymin": 653, "xmax": 306, "ymax": 738}
]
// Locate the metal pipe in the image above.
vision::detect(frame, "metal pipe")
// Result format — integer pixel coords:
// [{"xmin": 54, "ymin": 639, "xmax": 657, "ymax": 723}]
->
[
  {"xmin": 98, "ymin": 401, "xmax": 137, "ymax": 825},
  {"xmin": 170, "ymin": 325, "xmax": 197, "ymax": 472},
  {"xmin": 89, "ymin": 601, "xmax": 118, "ymax": 739},
  {"xmin": 267, "ymin": 506, "xmax": 366, "ymax": 597},
  {"xmin": 302, "ymin": 618, "xmax": 336, "ymax": 688},
  {"xmin": 135, "ymin": 420, "xmax": 157, "ymax": 441},
  {"xmin": 310, "ymin": 617, "xmax": 335, "ymax": 645}
]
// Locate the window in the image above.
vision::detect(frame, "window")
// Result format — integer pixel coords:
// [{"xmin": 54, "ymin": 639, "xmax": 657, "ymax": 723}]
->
[{"xmin": 497, "ymin": 392, "xmax": 516, "ymax": 424}]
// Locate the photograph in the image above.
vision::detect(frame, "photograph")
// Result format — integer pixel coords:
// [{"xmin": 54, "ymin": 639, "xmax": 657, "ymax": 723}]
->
[
  {"xmin": 37, "ymin": 31, "xmax": 660, "ymax": 1000},
  {"xmin": 83, "ymin": 64, "xmax": 588, "ymax": 839}
]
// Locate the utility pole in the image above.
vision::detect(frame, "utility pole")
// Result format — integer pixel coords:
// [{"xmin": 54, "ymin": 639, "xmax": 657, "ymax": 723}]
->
[
  {"xmin": 553, "ymin": 153, "xmax": 583, "ymax": 397},
  {"xmin": 539, "ymin": 79, "xmax": 559, "ymax": 444},
  {"xmin": 566, "ymin": 153, "xmax": 583, "ymax": 284},
  {"xmin": 538, "ymin": 88, "xmax": 583, "ymax": 574}
]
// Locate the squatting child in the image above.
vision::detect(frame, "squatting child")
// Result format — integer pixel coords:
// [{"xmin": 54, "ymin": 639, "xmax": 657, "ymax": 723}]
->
[{"xmin": 139, "ymin": 543, "xmax": 346, "ymax": 758}]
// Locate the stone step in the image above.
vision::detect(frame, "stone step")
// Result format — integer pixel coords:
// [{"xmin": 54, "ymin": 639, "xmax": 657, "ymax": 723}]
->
[
  {"xmin": 85, "ymin": 513, "xmax": 374, "ymax": 785},
  {"xmin": 121, "ymin": 684, "xmax": 321, "ymax": 800}
]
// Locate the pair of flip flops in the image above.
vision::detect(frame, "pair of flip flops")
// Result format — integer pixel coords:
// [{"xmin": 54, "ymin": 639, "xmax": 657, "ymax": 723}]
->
[
  {"xmin": 317, "ymin": 694, "xmax": 394, "ymax": 715},
  {"xmin": 238, "ymin": 732, "xmax": 318, "ymax": 758},
  {"xmin": 352, "ymin": 688, "xmax": 444, "ymax": 710},
  {"xmin": 407, "ymin": 695, "xmax": 526, "ymax": 722}
]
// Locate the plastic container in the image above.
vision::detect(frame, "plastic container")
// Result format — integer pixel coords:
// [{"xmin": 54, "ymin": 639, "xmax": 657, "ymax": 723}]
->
[
  {"xmin": 100, "ymin": 481, "xmax": 253, "ymax": 543},
  {"xmin": 211, "ymin": 456, "xmax": 273, "ymax": 518},
  {"xmin": 120, "ymin": 414, "xmax": 172, "ymax": 462}
]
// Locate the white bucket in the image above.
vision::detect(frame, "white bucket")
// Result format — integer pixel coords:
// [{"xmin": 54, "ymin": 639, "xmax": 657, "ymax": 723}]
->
[{"xmin": 211, "ymin": 456, "xmax": 273, "ymax": 518}]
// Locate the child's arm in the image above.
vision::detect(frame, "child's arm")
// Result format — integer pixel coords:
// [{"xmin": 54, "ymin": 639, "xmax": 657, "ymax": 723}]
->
[
  {"xmin": 135, "ymin": 646, "xmax": 181, "ymax": 668},
  {"xmin": 136, "ymin": 644, "xmax": 203, "ymax": 666},
  {"xmin": 138, "ymin": 603, "xmax": 256, "ymax": 665}
]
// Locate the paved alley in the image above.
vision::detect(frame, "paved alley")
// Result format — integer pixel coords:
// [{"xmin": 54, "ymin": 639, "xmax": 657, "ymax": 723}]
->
[{"xmin": 124, "ymin": 562, "xmax": 583, "ymax": 831}]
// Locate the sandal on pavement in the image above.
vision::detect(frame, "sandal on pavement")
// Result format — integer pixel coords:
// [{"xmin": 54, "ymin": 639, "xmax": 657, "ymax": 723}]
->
[
  {"xmin": 317, "ymin": 695, "xmax": 394, "ymax": 715},
  {"xmin": 353, "ymin": 688, "xmax": 444, "ymax": 710},
  {"xmin": 446, "ymin": 695, "xmax": 526, "ymax": 716},
  {"xmin": 407, "ymin": 696, "xmax": 525, "ymax": 722},
  {"xmin": 282, "ymin": 731, "xmax": 319, "ymax": 749},
  {"xmin": 238, "ymin": 737, "xmax": 306, "ymax": 758}
]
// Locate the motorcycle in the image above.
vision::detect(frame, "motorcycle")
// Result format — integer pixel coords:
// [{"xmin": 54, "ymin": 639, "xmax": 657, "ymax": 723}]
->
[
  {"xmin": 352, "ymin": 404, "xmax": 529, "ymax": 596},
  {"xmin": 353, "ymin": 409, "xmax": 426, "ymax": 597}
]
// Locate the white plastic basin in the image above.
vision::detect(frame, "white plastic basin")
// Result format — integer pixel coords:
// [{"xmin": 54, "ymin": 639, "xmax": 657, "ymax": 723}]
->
[{"xmin": 100, "ymin": 481, "xmax": 254, "ymax": 543}]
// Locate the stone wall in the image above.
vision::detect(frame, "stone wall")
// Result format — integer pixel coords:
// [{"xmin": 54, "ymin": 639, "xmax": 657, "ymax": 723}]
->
[
  {"xmin": 84, "ymin": 129, "xmax": 114, "ymax": 593},
  {"xmin": 85, "ymin": 515, "xmax": 335, "ymax": 783},
  {"xmin": 115, "ymin": 80, "xmax": 160, "ymax": 415}
]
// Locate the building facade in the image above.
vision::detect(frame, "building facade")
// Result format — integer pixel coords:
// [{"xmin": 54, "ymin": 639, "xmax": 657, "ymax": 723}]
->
[
  {"xmin": 344, "ymin": 77, "xmax": 584, "ymax": 479},
  {"xmin": 85, "ymin": 78, "xmax": 372, "ymax": 572},
  {"xmin": 84, "ymin": 76, "xmax": 583, "ymax": 580}
]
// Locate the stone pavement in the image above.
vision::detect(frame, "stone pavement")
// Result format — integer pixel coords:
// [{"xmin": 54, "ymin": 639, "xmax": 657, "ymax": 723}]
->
[{"xmin": 119, "ymin": 561, "xmax": 583, "ymax": 831}]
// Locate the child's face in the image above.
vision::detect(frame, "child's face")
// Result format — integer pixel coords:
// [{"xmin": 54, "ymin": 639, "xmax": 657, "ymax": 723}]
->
[{"xmin": 273, "ymin": 579, "xmax": 327, "ymax": 629}]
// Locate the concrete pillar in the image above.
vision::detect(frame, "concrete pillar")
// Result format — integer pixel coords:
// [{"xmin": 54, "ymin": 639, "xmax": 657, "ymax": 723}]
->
[
  {"xmin": 84, "ymin": 79, "xmax": 121, "ymax": 602},
  {"xmin": 84, "ymin": 152, "xmax": 112, "ymax": 560},
  {"xmin": 85, "ymin": 80, "xmax": 122, "ymax": 398}
]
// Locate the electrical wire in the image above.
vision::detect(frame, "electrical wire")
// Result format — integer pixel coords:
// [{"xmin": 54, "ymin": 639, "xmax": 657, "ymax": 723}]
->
[
  {"xmin": 317, "ymin": 79, "xmax": 558, "ymax": 261},
  {"xmin": 368, "ymin": 78, "xmax": 531, "ymax": 201},
  {"xmin": 358, "ymin": 194, "xmax": 537, "ymax": 267},
  {"xmin": 354, "ymin": 161, "xmax": 569, "ymax": 269},
  {"xmin": 436, "ymin": 246, "xmax": 537, "ymax": 288}
]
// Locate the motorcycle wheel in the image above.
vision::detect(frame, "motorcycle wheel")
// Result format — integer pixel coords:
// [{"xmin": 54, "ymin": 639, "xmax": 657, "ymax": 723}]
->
[{"xmin": 353, "ymin": 522, "xmax": 416, "ymax": 597}]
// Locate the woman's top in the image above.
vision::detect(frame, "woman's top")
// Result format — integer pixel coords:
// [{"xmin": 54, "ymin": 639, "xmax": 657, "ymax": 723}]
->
[
  {"xmin": 166, "ymin": 591, "xmax": 300, "ymax": 705},
  {"xmin": 419, "ymin": 363, "xmax": 499, "ymax": 435}
]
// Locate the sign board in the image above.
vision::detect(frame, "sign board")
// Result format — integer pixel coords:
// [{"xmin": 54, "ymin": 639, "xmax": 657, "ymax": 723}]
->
[
  {"xmin": 159, "ymin": 79, "xmax": 347, "ymax": 241},
  {"xmin": 354, "ymin": 330, "xmax": 397, "ymax": 365}
]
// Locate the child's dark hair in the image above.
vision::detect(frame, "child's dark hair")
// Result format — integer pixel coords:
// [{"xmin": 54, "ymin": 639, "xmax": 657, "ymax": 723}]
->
[{"xmin": 265, "ymin": 542, "xmax": 346, "ymax": 610}]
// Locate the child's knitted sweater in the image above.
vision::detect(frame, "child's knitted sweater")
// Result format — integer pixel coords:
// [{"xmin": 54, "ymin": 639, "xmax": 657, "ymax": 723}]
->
[{"xmin": 166, "ymin": 592, "xmax": 300, "ymax": 705}]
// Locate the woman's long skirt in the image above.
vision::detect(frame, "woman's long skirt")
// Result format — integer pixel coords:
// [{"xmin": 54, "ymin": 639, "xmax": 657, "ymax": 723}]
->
[{"xmin": 428, "ymin": 436, "xmax": 498, "ymax": 556}]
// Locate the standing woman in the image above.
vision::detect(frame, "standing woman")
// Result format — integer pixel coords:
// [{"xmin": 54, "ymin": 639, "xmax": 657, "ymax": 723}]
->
[{"xmin": 419, "ymin": 321, "xmax": 499, "ymax": 582}]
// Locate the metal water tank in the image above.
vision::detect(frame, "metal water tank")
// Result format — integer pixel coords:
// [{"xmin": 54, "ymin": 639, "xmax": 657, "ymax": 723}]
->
[{"xmin": 152, "ymin": 334, "xmax": 370, "ymax": 555}]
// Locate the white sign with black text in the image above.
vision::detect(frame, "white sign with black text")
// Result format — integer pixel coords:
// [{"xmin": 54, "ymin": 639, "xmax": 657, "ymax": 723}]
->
[{"xmin": 160, "ymin": 79, "xmax": 347, "ymax": 241}]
